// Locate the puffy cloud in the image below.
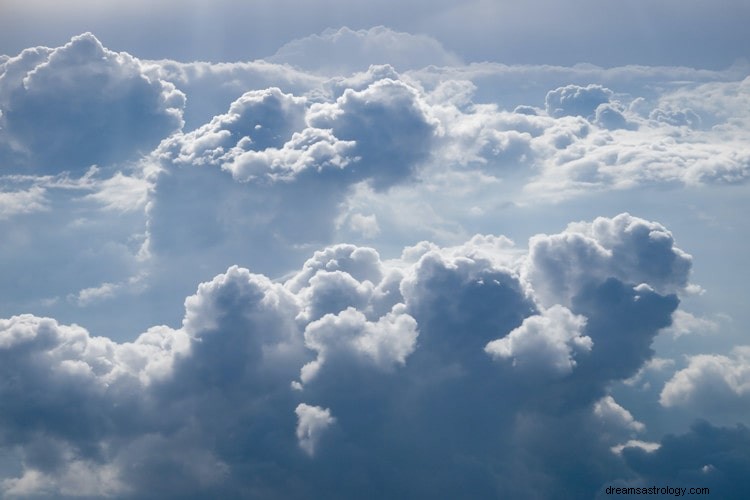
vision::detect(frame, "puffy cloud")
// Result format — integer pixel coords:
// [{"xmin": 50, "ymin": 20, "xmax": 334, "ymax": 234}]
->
[
  {"xmin": 593, "ymin": 396, "xmax": 646, "ymax": 436},
  {"xmin": 524, "ymin": 213, "xmax": 692, "ymax": 308},
  {"xmin": 485, "ymin": 305, "xmax": 591, "ymax": 376},
  {"xmin": 307, "ymin": 77, "xmax": 440, "ymax": 189},
  {"xmin": 0, "ymin": 33, "xmax": 184, "ymax": 173},
  {"xmin": 295, "ymin": 404, "xmax": 335, "ymax": 456},
  {"xmin": 399, "ymin": 64, "xmax": 750, "ymax": 200},
  {"xmin": 143, "ymin": 73, "xmax": 441, "ymax": 317},
  {"xmin": 1, "ymin": 31, "xmax": 747, "ymax": 498},
  {"xmin": 0, "ymin": 213, "xmax": 694, "ymax": 497},
  {"xmin": 300, "ymin": 305, "xmax": 418, "ymax": 384},
  {"xmin": 660, "ymin": 346, "xmax": 750, "ymax": 424},
  {"xmin": 268, "ymin": 26, "xmax": 461, "ymax": 74},
  {"xmin": 143, "ymin": 59, "xmax": 324, "ymax": 130},
  {"xmin": 648, "ymin": 107, "xmax": 702, "ymax": 128},
  {"xmin": 661, "ymin": 310, "xmax": 720, "ymax": 338},
  {"xmin": 594, "ymin": 103, "xmax": 636, "ymax": 131},
  {"xmin": 545, "ymin": 84, "xmax": 614, "ymax": 119}
]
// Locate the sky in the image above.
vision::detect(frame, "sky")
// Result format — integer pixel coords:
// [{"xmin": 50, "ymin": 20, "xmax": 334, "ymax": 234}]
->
[{"xmin": 0, "ymin": 1, "xmax": 749, "ymax": 498}]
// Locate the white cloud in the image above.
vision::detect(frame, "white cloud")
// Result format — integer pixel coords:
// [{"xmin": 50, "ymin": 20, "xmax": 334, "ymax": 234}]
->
[
  {"xmin": 300, "ymin": 305, "xmax": 418, "ymax": 384},
  {"xmin": 524, "ymin": 213, "xmax": 693, "ymax": 308},
  {"xmin": 545, "ymin": 84, "xmax": 613, "ymax": 119},
  {"xmin": 661, "ymin": 310, "xmax": 720, "ymax": 338},
  {"xmin": 660, "ymin": 346, "xmax": 750, "ymax": 424},
  {"xmin": 346, "ymin": 213, "xmax": 380, "ymax": 239},
  {"xmin": 485, "ymin": 305, "xmax": 591, "ymax": 376},
  {"xmin": 0, "ymin": 185, "xmax": 48, "ymax": 218},
  {"xmin": 593, "ymin": 395, "xmax": 645, "ymax": 435},
  {"xmin": 295, "ymin": 404, "xmax": 335, "ymax": 456},
  {"xmin": 610, "ymin": 439, "xmax": 660, "ymax": 456},
  {"xmin": 268, "ymin": 26, "xmax": 461, "ymax": 74}
]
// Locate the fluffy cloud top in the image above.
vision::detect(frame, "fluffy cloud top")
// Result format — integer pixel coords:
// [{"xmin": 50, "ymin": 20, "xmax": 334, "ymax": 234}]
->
[
  {"xmin": 485, "ymin": 305, "xmax": 591, "ymax": 376},
  {"xmin": 660, "ymin": 346, "xmax": 750, "ymax": 425},
  {"xmin": 0, "ymin": 213, "xmax": 710, "ymax": 498},
  {"xmin": 545, "ymin": 84, "xmax": 613, "ymax": 119},
  {"xmin": 0, "ymin": 33, "xmax": 184, "ymax": 173},
  {"xmin": 524, "ymin": 213, "xmax": 692, "ymax": 308}
]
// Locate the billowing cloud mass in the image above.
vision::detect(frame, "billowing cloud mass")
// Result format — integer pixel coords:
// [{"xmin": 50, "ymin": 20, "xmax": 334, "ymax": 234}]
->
[
  {"xmin": 1, "ymin": 27, "xmax": 749, "ymax": 500},
  {"xmin": 660, "ymin": 347, "xmax": 750, "ymax": 425},
  {"xmin": 3, "ymin": 212, "xmax": 736, "ymax": 498},
  {"xmin": 0, "ymin": 33, "xmax": 184, "ymax": 173}
]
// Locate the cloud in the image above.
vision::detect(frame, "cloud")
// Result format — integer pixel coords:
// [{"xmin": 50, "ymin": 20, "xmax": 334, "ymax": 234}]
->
[
  {"xmin": 400, "ymin": 64, "xmax": 750, "ymax": 200},
  {"xmin": 143, "ymin": 72, "xmax": 441, "ymax": 313},
  {"xmin": 485, "ymin": 305, "xmax": 591, "ymax": 376},
  {"xmin": 545, "ymin": 84, "xmax": 614, "ymax": 119},
  {"xmin": 143, "ymin": 59, "xmax": 324, "ymax": 131},
  {"xmin": 524, "ymin": 213, "xmax": 693, "ymax": 308},
  {"xmin": 0, "ymin": 213, "xmax": 694, "ymax": 497},
  {"xmin": 0, "ymin": 185, "xmax": 48, "ymax": 218},
  {"xmin": 0, "ymin": 33, "xmax": 184, "ymax": 173},
  {"xmin": 593, "ymin": 395, "xmax": 645, "ymax": 436},
  {"xmin": 613, "ymin": 421, "xmax": 750, "ymax": 500},
  {"xmin": 0, "ymin": 30, "xmax": 747, "ymax": 499},
  {"xmin": 295, "ymin": 404, "xmax": 335, "ymax": 456},
  {"xmin": 345, "ymin": 212, "xmax": 381, "ymax": 238},
  {"xmin": 307, "ymin": 77, "xmax": 440, "ymax": 189},
  {"xmin": 268, "ymin": 26, "xmax": 462, "ymax": 74},
  {"xmin": 661, "ymin": 310, "xmax": 720, "ymax": 338},
  {"xmin": 660, "ymin": 346, "xmax": 750, "ymax": 424}
]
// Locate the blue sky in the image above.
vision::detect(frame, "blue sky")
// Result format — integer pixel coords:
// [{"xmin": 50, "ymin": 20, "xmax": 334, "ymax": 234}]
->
[{"xmin": 1, "ymin": 1, "xmax": 749, "ymax": 498}]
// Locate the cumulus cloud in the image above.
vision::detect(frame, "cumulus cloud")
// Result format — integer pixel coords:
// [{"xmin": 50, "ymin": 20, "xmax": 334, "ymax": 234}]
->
[
  {"xmin": 545, "ymin": 84, "xmax": 614, "ymax": 119},
  {"xmin": 143, "ymin": 59, "xmax": 324, "ymax": 130},
  {"xmin": 268, "ymin": 26, "xmax": 461, "ymax": 74},
  {"xmin": 0, "ymin": 213, "xmax": 694, "ymax": 498},
  {"xmin": 485, "ymin": 305, "xmax": 591, "ymax": 376},
  {"xmin": 398, "ymin": 65, "xmax": 750, "ymax": 200},
  {"xmin": 660, "ymin": 346, "xmax": 750, "ymax": 424},
  {"xmin": 524, "ymin": 213, "xmax": 693, "ymax": 308},
  {"xmin": 0, "ymin": 30, "xmax": 748, "ymax": 500},
  {"xmin": 0, "ymin": 33, "xmax": 184, "ymax": 173},
  {"xmin": 612, "ymin": 421, "xmax": 750, "ymax": 500},
  {"xmin": 295, "ymin": 404, "xmax": 335, "ymax": 456},
  {"xmin": 143, "ymin": 71, "xmax": 440, "ymax": 314},
  {"xmin": 593, "ymin": 395, "xmax": 646, "ymax": 436}
]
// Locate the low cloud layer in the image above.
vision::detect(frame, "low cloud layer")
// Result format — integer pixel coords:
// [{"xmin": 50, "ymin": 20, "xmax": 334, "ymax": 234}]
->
[{"xmin": 3, "ymin": 213, "xmax": 739, "ymax": 498}]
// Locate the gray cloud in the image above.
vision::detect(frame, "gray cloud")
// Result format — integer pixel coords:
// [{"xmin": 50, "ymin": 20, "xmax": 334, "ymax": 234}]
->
[
  {"xmin": 610, "ymin": 421, "xmax": 750, "ymax": 500},
  {"xmin": 545, "ymin": 84, "xmax": 614, "ymax": 119},
  {"xmin": 0, "ymin": 33, "xmax": 184, "ymax": 173},
  {"xmin": 0, "ymin": 213, "xmax": 700, "ymax": 498}
]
